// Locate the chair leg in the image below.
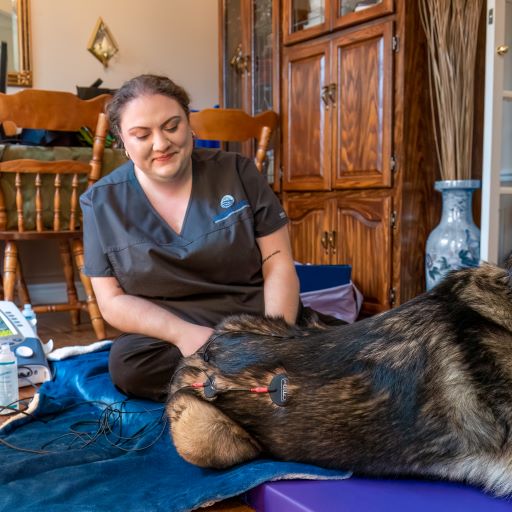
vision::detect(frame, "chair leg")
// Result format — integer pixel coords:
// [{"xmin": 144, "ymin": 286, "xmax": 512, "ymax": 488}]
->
[
  {"xmin": 15, "ymin": 259, "xmax": 31, "ymax": 306},
  {"xmin": 59, "ymin": 240, "xmax": 80, "ymax": 326},
  {"xmin": 3, "ymin": 241, "xmax": 18, "ymax": 302},
  {"xmin": 71, "ymin": 239, "xmax": 106, "ymax": 340}
]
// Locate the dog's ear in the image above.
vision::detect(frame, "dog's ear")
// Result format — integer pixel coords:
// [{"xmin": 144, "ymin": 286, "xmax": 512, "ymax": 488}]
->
[{"xmin": 168, "ymin": 391, "xmax": 261, "ymax": 469}]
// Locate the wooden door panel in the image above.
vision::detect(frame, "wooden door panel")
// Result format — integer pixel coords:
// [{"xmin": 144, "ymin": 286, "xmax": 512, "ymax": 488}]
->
[
  {"xmin": 282, "ymin": 41, "xmax": 332, "ymax": 191},
  {"xmin": 283, "ymin": 193, "xmax": 331, "ymax": 264},
  {"xmin": 333, "ymin": 192, "xmax": 392, "ymax": 314},
  {"xmin": 331, "ymin": 20, "xmax": 393, "ymax": 188}
]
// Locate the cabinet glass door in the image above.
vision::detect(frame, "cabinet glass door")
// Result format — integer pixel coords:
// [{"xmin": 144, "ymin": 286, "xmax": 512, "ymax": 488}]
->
[
  {"xmin": 339, "ymin": 0, "xmax": 383, "ymax": 16},
  {"xmin": 333, "ymin": 0, "xmax": 394, "ymax": 30},
  {"xmin": 223, "ymin": 0, "xmax": 244, "ymax": 109},
  {"xmin": 283, "ymin": 0, "xmax": 330, "ymax": 45},
  {"xmin": 252, "ymin": 0, "xmax": 273, "ymax": 114},
  {"xmin": 291, "ymin": 0, "xmax": 326, "ymax": 31},
  {"xmin": 252, "ymin": 0, "xmax": 276, "ymax": 184}
]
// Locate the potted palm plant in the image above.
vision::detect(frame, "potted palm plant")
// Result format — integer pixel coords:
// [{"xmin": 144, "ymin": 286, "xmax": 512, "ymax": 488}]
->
[{"xmin": 420, "ymin": 0, "xmax": 484, "ymax": 290}]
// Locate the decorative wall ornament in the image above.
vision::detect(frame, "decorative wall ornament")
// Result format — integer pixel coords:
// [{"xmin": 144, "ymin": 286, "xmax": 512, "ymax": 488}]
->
[
  {"xmin": 87, "ymin": 17, "xmax": 119, "ymax": 67},
  {"xmin": 7, "ymin": 0, "xmax": 32, "ymax": 87}
]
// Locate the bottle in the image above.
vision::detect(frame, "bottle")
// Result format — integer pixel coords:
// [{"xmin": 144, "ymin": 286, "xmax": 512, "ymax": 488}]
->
[
  {"xmin": 0, "ymin": 343, "xmax": 18, "ymax": 415},
  {"xmin": 22, "ymin": 303, "xmax": 37, "ymax": 336}
]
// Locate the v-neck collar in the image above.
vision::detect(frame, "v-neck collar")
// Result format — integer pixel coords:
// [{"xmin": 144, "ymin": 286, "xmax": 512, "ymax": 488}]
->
[{"xmin": 129, "ymin": 163, "xmax": 194, "ymax": 240}]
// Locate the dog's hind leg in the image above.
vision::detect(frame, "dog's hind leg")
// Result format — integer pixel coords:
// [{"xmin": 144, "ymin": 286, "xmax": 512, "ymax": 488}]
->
[
  {"xmin": 167, "ymin": 392, "xmax": 261, "ymax": 469},
  {"xmin": 429, "ymin": 453, "xmax": 512, "ymax": 497}
]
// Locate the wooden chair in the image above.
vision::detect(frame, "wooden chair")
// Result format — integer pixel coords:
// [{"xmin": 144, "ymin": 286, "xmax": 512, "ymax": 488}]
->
[
  {"xmin": 0, "ymin": 90, "xmax": 112, "ymax": 340},
  {"xmin": 189, "ymin": 108, "xmax": 278, "ymax": 172}
]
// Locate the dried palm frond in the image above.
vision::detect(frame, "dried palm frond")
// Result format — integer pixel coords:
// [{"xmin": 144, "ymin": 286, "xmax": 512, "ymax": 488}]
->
[{"xmin": 419, "ymin": 0, "xmax": 483, "ymax": 181}]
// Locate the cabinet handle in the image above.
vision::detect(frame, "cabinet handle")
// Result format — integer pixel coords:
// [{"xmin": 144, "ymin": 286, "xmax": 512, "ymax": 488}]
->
[
  {"xmin": 328, "ymin": 83, "xmax": 337, "ymax": 105},
  {"xmin": 230, "ymin": 43, "xmax": 246, "ymax": 74},
  {"xmin": 243, "ymin": 54, "xmax": 251, "ymax": 74},
  {"xmin": 328, "ymin": 230, "xmax": 337, "ymax": 254},
  {"xmin": 321, "ymin": 85, "xmax": 330, "ymax": 109},
  {"xmin": 321, "ymin": 231, "xmax": 329, "ymax": 254},
  {"xmin": 497, "ymin": 44, "xmax": 509, "ymax": 56}
]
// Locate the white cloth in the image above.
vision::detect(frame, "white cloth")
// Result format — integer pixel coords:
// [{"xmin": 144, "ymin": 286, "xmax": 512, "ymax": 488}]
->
[{"xmin": 47, "ymin": 340, "xmax": 113, "ymax": 361}]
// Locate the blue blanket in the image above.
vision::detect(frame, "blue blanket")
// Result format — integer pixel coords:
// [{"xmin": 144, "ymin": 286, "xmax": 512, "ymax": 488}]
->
[{"xmin": 0, "ymin": 345, "xmax": 349, "ymax": 512}]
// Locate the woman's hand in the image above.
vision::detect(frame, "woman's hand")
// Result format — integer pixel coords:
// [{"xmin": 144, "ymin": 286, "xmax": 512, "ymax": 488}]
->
[
  {"xmin": 175, "ymin": 324, "xmax": 214, "ymax": 357},
  {"xmin": 90, "ymin": 276, "xmax": 214, "ymax": 356}
]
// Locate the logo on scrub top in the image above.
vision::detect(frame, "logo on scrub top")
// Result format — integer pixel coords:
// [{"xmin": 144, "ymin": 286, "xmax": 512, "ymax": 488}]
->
[{"xmin": 220, "ymin": 195, "xmax": 235, "ymax": 208}]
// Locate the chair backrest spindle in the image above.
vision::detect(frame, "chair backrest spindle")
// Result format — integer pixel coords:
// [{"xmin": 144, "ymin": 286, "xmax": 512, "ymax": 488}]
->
[
  {"xmin": 89, "ymin": 113, "xmax": 109, "ymax": 185},
  {"xmin": 0, "ymin": 173, "xmax": 6, "ymax": 230},
  {"xmin": 53, "ymin": 174, "xmax": 61, "ymax": 231},
  {"xmin": 35, "ymin": 173, "xmax": 43, "ymax": 231},
  {"xmin": 255, "ymin": 126, "xmax": 273, "ymax": 172},
  {"xmin": 70, "ymin": 174, "xmax": 79, "ymax": 231},
  {"xmin": 15, "ymin": 173, "xmax": 23, "ymax": 232}
]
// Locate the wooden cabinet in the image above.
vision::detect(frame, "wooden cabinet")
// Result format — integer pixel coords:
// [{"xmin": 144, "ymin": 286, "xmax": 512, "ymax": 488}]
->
[
  {"xmin": 216, "ymin": 0, "xmax": 455, "ymax": 314},
  {"xmin": 284, "ymin": 191, "xmax": 392, "ymax": 314},
  {"xmin": 282, "ymin": 19, "xmax": 393, "ymax": 191},
  {"xmin": 280, "ymin": 0, "xmax": 441, "ymax": 314},
  {"xmin": 282, "ymin": 0, "xmax": 394, "ymax": 45}
]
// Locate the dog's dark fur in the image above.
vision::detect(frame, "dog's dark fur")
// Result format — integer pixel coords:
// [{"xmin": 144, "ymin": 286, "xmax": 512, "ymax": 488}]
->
[{"xmin": 167, "ymin": 263, "xmax": 512, "ymax": 495}]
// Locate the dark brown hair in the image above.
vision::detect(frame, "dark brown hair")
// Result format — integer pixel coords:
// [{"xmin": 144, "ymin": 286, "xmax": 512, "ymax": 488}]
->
[{"xmin": 106, "ymin": 74, "xmax": 191, "ymax": 144}]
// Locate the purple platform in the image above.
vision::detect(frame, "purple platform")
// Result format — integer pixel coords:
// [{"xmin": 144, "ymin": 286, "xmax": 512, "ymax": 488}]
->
[{"xmin": 246, "ymin": 477, "xmax": 512, "ymax": 511}]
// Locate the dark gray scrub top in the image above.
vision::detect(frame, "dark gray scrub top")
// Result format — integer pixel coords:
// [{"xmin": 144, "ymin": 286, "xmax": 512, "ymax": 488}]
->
[{"xmin": 80, "ymin": 148, "xmax": 289, "ymax": 327}]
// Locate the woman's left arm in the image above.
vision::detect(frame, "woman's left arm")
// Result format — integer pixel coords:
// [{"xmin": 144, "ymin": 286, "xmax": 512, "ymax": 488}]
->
[{"xmin": 257, "ymin": 225, "xmax": 300, "ymax": 324}]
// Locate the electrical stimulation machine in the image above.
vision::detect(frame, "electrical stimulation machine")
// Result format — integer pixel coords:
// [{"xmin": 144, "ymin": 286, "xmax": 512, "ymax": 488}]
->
[{"xmin": 0, "ymin": 301, "xmax": 51, "ymax": 386}]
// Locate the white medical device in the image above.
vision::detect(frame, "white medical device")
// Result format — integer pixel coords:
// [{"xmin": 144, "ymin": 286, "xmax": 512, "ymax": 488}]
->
[{"xmin": 0, "ymin": 301, "xmax": 51, "ymax": 386}]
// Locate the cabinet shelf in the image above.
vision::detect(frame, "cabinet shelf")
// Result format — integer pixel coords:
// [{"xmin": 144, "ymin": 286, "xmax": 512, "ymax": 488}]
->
[{"xmin": 504, "ymin": 90, "xmax": 512, "ymax": 100}]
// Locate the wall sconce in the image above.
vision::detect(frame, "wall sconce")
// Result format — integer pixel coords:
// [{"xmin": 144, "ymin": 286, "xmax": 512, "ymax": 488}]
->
[{"xmin": 87, "ymin": 17, "xmax": 119, "ymax": 67}]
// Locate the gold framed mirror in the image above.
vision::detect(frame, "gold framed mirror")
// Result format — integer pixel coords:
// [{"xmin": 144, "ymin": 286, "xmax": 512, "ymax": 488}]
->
[{"xmin": 0, "ymin": 0, "xmax": 32, "ymax": 87}]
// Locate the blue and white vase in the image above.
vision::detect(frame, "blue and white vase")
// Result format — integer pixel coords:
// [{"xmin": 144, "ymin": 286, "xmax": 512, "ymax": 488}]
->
[{"xmin": 425, "ymin": 180, "xmax": 481, "ymax": 290}]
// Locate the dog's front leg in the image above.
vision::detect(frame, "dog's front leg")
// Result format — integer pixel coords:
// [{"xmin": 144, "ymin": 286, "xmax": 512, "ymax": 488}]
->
[{"xmin": 167, "ymin": 391, "xmax": 261, "ymax": 469}]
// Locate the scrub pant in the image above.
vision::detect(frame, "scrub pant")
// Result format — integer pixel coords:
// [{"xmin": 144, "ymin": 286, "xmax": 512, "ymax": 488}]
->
[{"xmin": 109, "ymin": 307, "xmax": 347, "ymax": 402}]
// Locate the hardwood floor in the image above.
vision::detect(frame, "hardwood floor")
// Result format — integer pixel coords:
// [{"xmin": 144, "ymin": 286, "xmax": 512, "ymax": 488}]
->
[
  {"xmin": 4, "ymin": 311, "xmax": 254, "ymax": 512},
  {"xmin": 37, "ymin": 310, "xmax": 121, "ymax": 349}
]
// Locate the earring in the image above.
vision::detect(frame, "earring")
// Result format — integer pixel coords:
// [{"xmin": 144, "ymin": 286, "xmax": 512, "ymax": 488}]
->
[
  {"xmin": 124, "ymin": 149, "xmax": 130, "ymax": 160},
  {"xmin": 191, "ymin": 130, "xmax": 197, "ymax": 140}
]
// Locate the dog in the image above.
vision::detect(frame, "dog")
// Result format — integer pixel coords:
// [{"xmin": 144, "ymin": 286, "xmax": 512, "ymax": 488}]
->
[{"xmin": 167, "ymin": 262, "xmax": 512, "ymax": 496}]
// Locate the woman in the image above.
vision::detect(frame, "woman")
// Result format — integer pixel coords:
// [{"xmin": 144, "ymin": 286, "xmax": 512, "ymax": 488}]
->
[{"xmin": 80, "ymin": 74, "xmax": 300, "ymax": 401}]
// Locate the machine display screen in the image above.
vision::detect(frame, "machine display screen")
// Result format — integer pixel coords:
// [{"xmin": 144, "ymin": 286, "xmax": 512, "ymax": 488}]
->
[{"xmin": 0, "ymin": 314, "xmax": 16, "ymax": 337}]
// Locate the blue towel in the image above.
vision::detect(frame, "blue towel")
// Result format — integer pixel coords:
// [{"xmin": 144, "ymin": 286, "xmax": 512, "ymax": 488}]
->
[{"xmin": 0, "ymin": 345, "xmax": 349, "ymax": 512}]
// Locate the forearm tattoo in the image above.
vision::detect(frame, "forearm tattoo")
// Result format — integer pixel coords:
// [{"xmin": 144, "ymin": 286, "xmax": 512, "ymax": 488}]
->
[{"xmin": 261, "ymin": 250, "xmax": 281, "ymax": 266}]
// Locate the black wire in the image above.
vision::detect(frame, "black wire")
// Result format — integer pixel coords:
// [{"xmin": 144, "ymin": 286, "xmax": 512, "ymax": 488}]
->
[
  {"xmin": 169, "ymin": 364, "xmax": 214, "ymax": 391},
  {"xmin": 2, "ymin": 398, "xmax": 167, "ymax": 454},
  {"xmin": 0, "ymin": 436, "xmax": 52, "ymax": 454},
  {"xmin": 0, "ymin": 396, "xmax": 31, "ymax": 416}
]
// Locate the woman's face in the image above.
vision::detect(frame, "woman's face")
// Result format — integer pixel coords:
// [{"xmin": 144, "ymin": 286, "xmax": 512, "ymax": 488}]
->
[{"xmin": 119, "ymin": 93, "xmax": 194, "ymax": 183}]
